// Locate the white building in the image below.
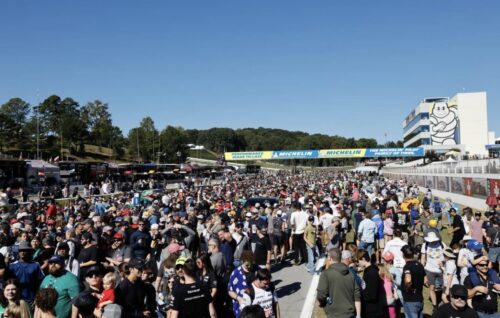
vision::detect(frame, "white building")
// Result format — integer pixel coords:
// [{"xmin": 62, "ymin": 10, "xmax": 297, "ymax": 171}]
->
[{"xmin": 403, "ymin": 92, "xmax": 494, "ymax": 156}]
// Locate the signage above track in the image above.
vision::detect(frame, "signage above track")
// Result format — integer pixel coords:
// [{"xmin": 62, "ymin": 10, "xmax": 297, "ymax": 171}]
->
[{"xmin": 224, "ymin": 147, "xmax": 425, "ymax": 161}]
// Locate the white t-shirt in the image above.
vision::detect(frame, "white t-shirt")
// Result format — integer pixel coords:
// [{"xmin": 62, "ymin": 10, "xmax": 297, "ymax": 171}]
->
[
  {"xmin": 319, "ymin": 213, "xmax": 334, "ymax": 229},
  {"xmin": 421, "ymin": 242, "xmax": 446, "ymax": 273},
  {"xmin": 252, "ymin": 283, "xmax": 278, "ymax": 318},
  {"xmin": 458, "ymin": 248, "xmax": 476, "ymax": 284},
  {"xmin": 383, "ymin": 238, "xmax": 407, "ymax": 269},
  {"xmin": 290, "ymin": 210, "xmax": 309, "ymax": 235},
  {"xmin": 444, "ymin": 259, "xmax": 459, "ymax": 290}
]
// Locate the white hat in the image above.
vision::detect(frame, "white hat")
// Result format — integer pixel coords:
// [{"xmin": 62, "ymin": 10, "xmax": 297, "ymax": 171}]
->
[
  {"xmin": 17, "ymin": 212, "xmax": 29, "ymax": 219},
  {"xmin": 245, "ymin": 212, "xmax": 252, "ymax": 217},
  {"xmin": 462, "ymin": 235, "xmax": 473, "ymax": 242},
  {"xmin": 424, "ymin": 232, "xmax": 440, "ymax": 243},
  {"xmin": 341, "ymin": 250, "xmax": 352, "ymax": 260},
  {"xmin": 150, "ymin": 224, "xmax": 159, "ymax": 230},
  {"xmin": 12, "ymin": 223, "xmax": 22, "ymax": 230}
]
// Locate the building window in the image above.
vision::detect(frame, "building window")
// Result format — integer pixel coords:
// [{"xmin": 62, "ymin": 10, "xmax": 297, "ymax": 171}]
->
[{"xmin": 403, "ymin": 113, "xmax": 430, "ymax": 134}]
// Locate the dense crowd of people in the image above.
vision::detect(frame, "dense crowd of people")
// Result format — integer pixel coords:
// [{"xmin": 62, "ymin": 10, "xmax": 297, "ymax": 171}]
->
[{"xmin": 0, "ymin": 169, "xmax": 499, "ymax": 318}]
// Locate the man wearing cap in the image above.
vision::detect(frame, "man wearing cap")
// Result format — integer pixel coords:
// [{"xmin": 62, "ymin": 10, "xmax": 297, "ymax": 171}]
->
[
  {"xmin": 77, "ymin": 232, "xmax": 98, "ymax": 280},
  {"xmin": 56, "ymin": 242, "xmax": 80, "ymax": 277},
  {"xmin": 116, "ymin": 258, "xmax": 156, "ymax": 317},
  {"xmin": 8, "ymin": 241, "xmax": 45, "ymax": 304},
  {"xmin": 464, "ymin": 255, "xmax": 500, "ymax": 318},
  {"xmin": 449, "ymin": 208, "xmax": 466, "ymax": 247},
  {"xmin": 458, "ymin": 239, "xmax": 483, "ymax": 284},
  {"xmin": 421, "ymin": 231, "xmax": 446, "ymax": 313},
  {"xmin": 40, "ymin": 255, "xmax": 81, "ymax": 318},
  {"xmin": 432, "ymin": 285, "xmax": 478, "ymax": 318}
]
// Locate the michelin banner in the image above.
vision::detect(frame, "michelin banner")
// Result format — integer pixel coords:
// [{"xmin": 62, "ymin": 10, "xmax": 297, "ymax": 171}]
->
[{"xmin": 224, "ymin": 147, "xmax": 424, "ymax": 161}]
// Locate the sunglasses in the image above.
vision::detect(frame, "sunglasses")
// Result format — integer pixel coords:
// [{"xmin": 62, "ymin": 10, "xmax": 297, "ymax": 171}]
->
[
  {"xmin": 175, "ymin": 265, "xmax": 184, "ymax": 270},
  {"xmin": 452, "ymin": 295, "xmax": 467, "ymax": 300},
  {"xmin": 477, "ymin": 263, "xmax": 489, "ymax": 267}
]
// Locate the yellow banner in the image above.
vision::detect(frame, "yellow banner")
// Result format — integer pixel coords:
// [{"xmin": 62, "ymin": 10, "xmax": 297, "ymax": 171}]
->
[{"xmin": 225, "ymin": 151, "xmax": 273, "ymax": 161}]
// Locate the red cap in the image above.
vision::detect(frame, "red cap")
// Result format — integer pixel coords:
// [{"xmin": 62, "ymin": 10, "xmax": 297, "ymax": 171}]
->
[
  {"xmin": 382, "ymin": 251, "xmax": 395, "ymax": 262},
  {"xmin": 113, "ymin": 232, "xmax": 124, "ymax": 239},
  {"xmin": 10, "ymin": 219, "xmax": 18, "ymax": 225},
  {"xmin": 47, "ymin": 219, "xmax": 55, "ymax": 225}
]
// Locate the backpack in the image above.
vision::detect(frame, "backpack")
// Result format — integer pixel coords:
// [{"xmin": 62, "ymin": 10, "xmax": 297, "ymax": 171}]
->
[
  {"xmin": 433, "ymin": 202, "xmax": 442, "ymax": 214},
  {"xmin": 247, "ymin": 283, "xmax": 277, "ymax": 315}
]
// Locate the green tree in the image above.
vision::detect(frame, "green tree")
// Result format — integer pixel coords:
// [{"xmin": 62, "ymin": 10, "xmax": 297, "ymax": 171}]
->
[
  {"xmin": 127, "ymin": 117, "xmax": 158, "ymax": 162},
  {"xmin": 159, "ymin": 126, "xmax": 189, "ymax": 163},
  {"xmin": 0, "ymin": 98, "xmax": 31, "ymax": 150},
  {"xmin": 38, "ymin": 95, "xmax": 87, "ymax": 155}
]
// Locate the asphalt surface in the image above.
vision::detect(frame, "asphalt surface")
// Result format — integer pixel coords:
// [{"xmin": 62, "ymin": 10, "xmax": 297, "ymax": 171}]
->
[{"xmin": 271, "ymin": 258, "xmax": 315, "ymax": 318}]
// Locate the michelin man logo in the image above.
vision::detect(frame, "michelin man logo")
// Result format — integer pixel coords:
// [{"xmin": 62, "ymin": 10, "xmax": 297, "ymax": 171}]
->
[{"xmin": 430, "ymin": 102, "xmax": 459, "ymax": 145}]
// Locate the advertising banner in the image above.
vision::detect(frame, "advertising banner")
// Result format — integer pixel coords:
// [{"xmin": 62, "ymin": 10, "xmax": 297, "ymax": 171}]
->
[
  {"xmin": 487, "ymin": 179, "xmax": 500, "ymax": 206},
  {"xmin": 451, "ymin": 177, "xmax": 463, "ymax": 194},
  {"xmin": 463, "ymin": 178, "xmax": 473, "ymax": 196},
  {"xmin": 271, "ymin": 150, "xmax": 318, "ymax": 159},
  {"xmin": 224, "ymin": 151, "xmax": 273, "ymax": 161},
  {"xmin": 319, "ymin": 149, "xmax": 366, "ymax": 158},
  {"xmin": 364, "ymin": 147, "xmax": 425, "ymax": 157},
  {"xmin": 489, "ymin": 179, "xmax": 500, "ymax": 199},
  {"xmin": 472, "ymin": 178, "xmax": 488, "ymax": 198},
  {"xmin": 425, "ymin": 176, "xmax": 435, "ymax": 188},
  {"xmin": 225, "ymin": 147, "xmax": 424, "ymax": 161},
  {"xmin": 436, "ymin": 176, "xmax": 449, "ymax": 192}
]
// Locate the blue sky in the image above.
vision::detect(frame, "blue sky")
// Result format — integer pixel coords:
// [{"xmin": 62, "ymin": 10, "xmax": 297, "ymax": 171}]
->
[{"xmin": 1, "ymin": 1, "xmax": 499, "ymax": 145}]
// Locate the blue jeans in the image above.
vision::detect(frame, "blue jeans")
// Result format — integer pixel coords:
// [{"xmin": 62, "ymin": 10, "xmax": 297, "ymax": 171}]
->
[
  {"xmin": 477, "ymin": 312, "xmax": 500, "ymax": 318},
  {"xmin": 359, "ymin": 241, "xmax": 374, "ymax": 258},
  {"xmin": 306, "ymin": 244, "xmax": 316, "ymax": 273},
  {"xmin": 402, "ymin": 301, "xmax": 423, "ymax": 318}
]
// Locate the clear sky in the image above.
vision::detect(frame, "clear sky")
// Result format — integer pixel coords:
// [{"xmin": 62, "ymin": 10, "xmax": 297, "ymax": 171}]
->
[{"xmin": 1, "ymin": 1, "xmax": 499, "ymax": 145}]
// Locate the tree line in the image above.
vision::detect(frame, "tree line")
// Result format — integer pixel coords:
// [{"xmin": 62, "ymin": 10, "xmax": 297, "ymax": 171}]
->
[{"xmin": 0, "ymin": 96, "xmax": 403, "ymax": 164}]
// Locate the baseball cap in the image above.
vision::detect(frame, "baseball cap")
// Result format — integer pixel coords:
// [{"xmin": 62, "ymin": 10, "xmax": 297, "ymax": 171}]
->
[
  {"xmin": 235, "ymin": 222, "xmax": 244, "ymax": 228},
  {"xmin": 175, "ymin": 257, "xmax": 187, "ymax": 267},
  {"xmin": 102, "ymin": 226, "xmax": 113, "ymax": 232},
  {"xmin": 48, "ymin": 255, "xmax": 64, "ymax": 264},
  {"xmin": 245, "ymin": 212, "xmax": 252, "ymax": 217},
  {"xmin": 451, "ymin": 285, "xmax": 468, "ymax": 299},
  {"xmin": 382, "ymin": 251, "xmax": 395, "ymax": 262},
  {"xmin": 113, "ymin": 232, "xmax": 124, "ymax": 240},
  {"xmin": 443, "ymin": 248, "xmax": 457, "ymax": 259},
  {"xmin": 466, "ymin": 240, "xmax": 483, "ymax": 251},
  {"xmin": 128, "ymin": 258, "xmax": 145, "ymax": 269}
]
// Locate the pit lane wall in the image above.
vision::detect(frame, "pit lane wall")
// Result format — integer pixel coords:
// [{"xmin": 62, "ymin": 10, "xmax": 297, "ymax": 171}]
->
[
  {"xmin": 224, "ymin": 147, "xmax": 424, "ymax": 161},
  {"xmin": 381, "ymin": 158, "xmax": 500, "ymax": 211}
]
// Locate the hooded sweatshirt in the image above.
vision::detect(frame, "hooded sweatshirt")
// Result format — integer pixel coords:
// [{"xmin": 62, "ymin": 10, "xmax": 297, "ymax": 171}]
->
[{"xmin": 317, "ymin": 262, "xmax": 360, "ymax": 318}]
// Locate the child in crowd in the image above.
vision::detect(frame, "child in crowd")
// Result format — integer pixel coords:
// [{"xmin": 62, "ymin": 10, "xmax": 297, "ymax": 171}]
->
[{"xmin": 95, "ymin": 273, "xmax": 116, "ymax": 312}]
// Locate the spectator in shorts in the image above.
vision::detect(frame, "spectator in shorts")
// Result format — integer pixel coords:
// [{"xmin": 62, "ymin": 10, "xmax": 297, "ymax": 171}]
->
[{"xmin": 421, "ymin": 232, "xmax": 445, "ymax": 313}]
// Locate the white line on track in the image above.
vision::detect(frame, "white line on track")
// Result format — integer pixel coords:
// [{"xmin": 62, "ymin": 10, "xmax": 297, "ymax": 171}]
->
[{"xmin": 300, "ymin": 256, "xmax": 326, "ymax": 318}]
